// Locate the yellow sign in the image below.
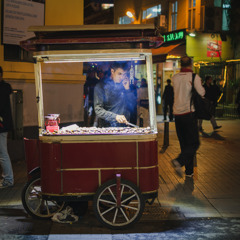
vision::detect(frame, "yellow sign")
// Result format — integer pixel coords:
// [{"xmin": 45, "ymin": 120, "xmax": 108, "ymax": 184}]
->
[{"xmin": 186, "ymin": 33, "xmax": 233, "ymax": 62}]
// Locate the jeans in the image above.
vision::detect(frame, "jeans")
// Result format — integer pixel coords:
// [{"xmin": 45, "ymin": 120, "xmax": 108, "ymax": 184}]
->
[
  {"xmin": 0, "ymin": 132, "xmax": 14, "ymax": 184},
  {"xmin": 163, "ymin": 102, "xmax": 173, "ymax": 120},
  {"xmin": 175, "ymin": 113, "xmax": 200, "ymax": 175},
  {"xmin": 198, "ymin": 116, "xmax": 218, "ymax": 129}
]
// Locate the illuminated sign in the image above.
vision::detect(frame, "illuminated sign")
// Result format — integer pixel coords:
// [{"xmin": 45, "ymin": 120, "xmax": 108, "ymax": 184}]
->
[{"xmin": 162, "ymin": 30, "xmax": 185, "ymax": 43}]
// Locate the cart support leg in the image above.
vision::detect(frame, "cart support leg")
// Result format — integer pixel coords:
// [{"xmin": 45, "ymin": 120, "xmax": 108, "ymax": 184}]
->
[{"xmin": 116, "ymin": 174, "xmax": 121, "ymax": 207}]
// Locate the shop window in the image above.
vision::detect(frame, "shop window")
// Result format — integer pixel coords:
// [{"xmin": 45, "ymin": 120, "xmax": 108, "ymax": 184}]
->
[
  {"xmin": 171, "ymin": 1, "xmax": 178, "ymax": 31},
  {"xmin": 119, "ymin": 16, "xmax": 133, "ymax": 24},
  {"xmin": 188, "ymin": 0, "xmax": 196, "ymax": 30},
  {"xmin": 142, "ymin": 5, "xmax": 161, "ymax": 20}
]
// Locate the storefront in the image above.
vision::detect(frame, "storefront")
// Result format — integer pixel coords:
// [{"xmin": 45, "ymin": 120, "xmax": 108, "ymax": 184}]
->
[
  {"xmin": 152, "ymin": 29, "xmax": 187, "ymax": 115},
  {"xmin": 187, "ymin": 32, "xmax": 238, "ymax": 117},
  {"xmin": 152, "ymin": 29, "xmax": 237, "ymax": 117}
]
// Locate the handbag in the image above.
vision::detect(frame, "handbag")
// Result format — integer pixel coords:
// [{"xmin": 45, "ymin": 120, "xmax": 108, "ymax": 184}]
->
[{"xmin": 191, "ymin": 73, "xmax": 213, "ymax": 120}]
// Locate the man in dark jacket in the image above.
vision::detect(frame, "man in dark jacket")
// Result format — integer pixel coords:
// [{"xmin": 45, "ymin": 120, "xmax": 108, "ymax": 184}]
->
[
  {"xmin": 0, "ymin": 66, "xmax": 14, "ymax": 188},
  {"xmin": 94, "ymin": 62, "xmax": 136, "ymax": 127},
  {"xmin": 162, "ymin": 79, "xmax": 174, "ymax": 121},
  {"xmin": 198, "ymin": 76, "xmax": 221, "ymax": 131}
]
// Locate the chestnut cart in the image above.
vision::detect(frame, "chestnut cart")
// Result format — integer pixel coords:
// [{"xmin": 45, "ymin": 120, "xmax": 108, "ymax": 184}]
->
[{"xmin": 21, "ymin": 25, "xmax": 163, "ymax": 229}]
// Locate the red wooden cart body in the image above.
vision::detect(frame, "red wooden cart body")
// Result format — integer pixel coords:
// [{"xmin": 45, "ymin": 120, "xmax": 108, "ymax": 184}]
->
[{"xmin": 24, "ymin": 135, "xmax": 159, "ymax": 197}]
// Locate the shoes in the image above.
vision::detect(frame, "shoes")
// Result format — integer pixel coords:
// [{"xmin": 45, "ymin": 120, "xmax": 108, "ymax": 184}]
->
[
  {"xmin": 185, "ymin": 173, "xmax": 194, "ymax": 178},
  {"xmin": 171, "ymin": 159, "xmax": 183, "ymax": 177},
  {"xmin": 214, "ymin": 126, "xmax": 222, "ymax": 130},
  {"xmin": 0, "ymin": 181, "xmax": 14, "ymax": 189}
]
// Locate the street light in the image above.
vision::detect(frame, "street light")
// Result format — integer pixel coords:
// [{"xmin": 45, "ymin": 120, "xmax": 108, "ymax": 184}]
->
[
  {"xmin": 189, "ymin": 32, "xmax": 196, "ymax": 37},
  {"xmin": 126, "ymin": 11, "xmax": 135, "ymax": 19}
]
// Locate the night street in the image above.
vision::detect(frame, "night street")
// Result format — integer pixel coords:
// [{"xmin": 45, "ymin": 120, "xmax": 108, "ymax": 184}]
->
[
  {"xmin": 1, "ymin": 0, "xmax": 240, "ymax": 239},
  {"xmin": 1, "ymin": 119, "xmax": 240, "ymax": 239}
]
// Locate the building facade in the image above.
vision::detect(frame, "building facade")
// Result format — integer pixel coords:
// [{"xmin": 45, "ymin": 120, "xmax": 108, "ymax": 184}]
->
[{"xmin": 114, "ymin": 0, "xmax": 239, "ymax": 117}]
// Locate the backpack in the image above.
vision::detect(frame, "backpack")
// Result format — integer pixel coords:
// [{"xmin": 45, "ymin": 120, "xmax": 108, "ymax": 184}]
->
[{"xmin": 191, "ymin": 74, "xmax": 213, "ymax": 120}]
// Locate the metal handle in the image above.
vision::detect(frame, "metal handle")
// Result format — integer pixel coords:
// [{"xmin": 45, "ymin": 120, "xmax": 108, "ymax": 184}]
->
[{"xmin": 126, "ymin": 122, "xmax": 139, "ymax": 128}]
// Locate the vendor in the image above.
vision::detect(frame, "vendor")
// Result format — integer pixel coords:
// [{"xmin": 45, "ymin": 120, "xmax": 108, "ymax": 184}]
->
[{"xmin": 94, "ymin": 62, "xmax": 137, "ymax": 127}]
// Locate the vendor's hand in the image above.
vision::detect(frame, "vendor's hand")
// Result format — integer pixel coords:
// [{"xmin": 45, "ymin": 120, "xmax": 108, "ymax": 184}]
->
[
  {"xmin": 116, "ymin": 115, "xmax": 127, "ymax": 124},
  {"xmin": 122, "ymin": 77, "xmax": 130, "ymax": 90}
]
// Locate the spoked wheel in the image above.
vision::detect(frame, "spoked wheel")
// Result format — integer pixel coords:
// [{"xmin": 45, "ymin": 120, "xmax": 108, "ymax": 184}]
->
[
  {"xmin": 93, "ymin": 179, "xmax": 145, "ymax": 229},
  {"xmin": 21, "ymin": 175, "xmax": 65, "ymax": 219}
]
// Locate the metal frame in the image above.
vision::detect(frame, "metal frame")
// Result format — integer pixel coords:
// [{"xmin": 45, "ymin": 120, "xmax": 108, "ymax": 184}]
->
[{"xmin": 33, "ymin": 49, "xmax": 157, "ymax": 134}]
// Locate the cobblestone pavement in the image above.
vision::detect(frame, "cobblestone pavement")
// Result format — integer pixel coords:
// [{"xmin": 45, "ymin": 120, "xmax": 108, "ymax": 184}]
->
[
  {"xmin": 157, "ymin": 118, "xmax": 240, "ymax": 219},
  {"xmin": 0, "ymin": 118, "xmax": 240, "ymax": 239}
]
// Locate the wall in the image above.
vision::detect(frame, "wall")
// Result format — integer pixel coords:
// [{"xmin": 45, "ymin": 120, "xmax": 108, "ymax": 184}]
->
[
  {"xmin": 186, "ymin": 33, "xmax": 234, "ymax": 62},
  {"xmin": 45, "ymin": 0, "xmax": 83, "ymax": 25},
  {"xmin": 0, "ymin": 0, "xmax": 85, "ymax": 129}
]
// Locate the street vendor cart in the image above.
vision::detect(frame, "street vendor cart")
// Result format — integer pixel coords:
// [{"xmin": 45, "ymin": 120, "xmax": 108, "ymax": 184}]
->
[{"xmin": 20, "ymin": 24, "xmax": 163, "ymax": 229}]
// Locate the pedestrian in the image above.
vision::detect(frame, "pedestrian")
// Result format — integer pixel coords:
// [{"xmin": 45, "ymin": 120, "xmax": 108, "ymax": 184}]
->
[
  {"xmin": 137, "ymin": 78, "xmax": 149, "ymax": 127},
  {"xmin": 198, "ymin": 76, "xmax": 222, "ymax": 131},
  {"xmin": 171, "ymin": 56, "xmax": 205, "ymax": 178},
  {"xmin": 84, "ymin": 69, "xmax": 99, "ymax": 126},
  {"xmin": 236, "ymin": 89, "xmax": 240, "ymax": 116},
  {"xmin": 94, "ymin": 62, "xmax": 136, "ymax": 127},
  {"xmin": 162, "ymin": 79, "xmax": 174, "ymax": 121},
  {"xmin": 212, "ymin": 79, "xmax": 221, "ymax": 108},
  {"xmin": 0, "ymin": 66, "xmax": 14, "ymax": 188}
]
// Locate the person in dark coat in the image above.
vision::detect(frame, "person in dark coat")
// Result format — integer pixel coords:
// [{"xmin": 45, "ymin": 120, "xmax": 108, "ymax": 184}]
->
[
  {"xmin": 212, "ymin": 80, "xmax": 221, "ymax": 110},
  {"xmin": 162, "ymin": 79, "xmax": 174, "ymax": 121},
  {"xmin": 84, "ymin": 70, "xmax": 99, "ymax": 126},
  {"xmin": 0, "ymin": 66, "xmax": 14, "ymax": 188},
  {"xmin": 94, "ymin": 62, "xmax": 136, "ymax": 127},
  {"xmin": 198, "ymin": 76, "xmax": 221, "ymax": 131},
  {"xmin": 236, "ymin": 89, "xmax": 240, "ymax": 116}
]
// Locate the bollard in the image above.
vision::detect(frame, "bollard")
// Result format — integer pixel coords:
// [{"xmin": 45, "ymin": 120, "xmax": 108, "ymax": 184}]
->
[{"xmin": 163, "ymin": 121, "xmax": 169, "ymax": 147}]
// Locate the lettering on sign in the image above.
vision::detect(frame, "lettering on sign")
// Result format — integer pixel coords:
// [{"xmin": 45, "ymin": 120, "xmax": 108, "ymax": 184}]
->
[{"xmin": 163, "ymin": 30, "xmax": 185, "ymax": 43}]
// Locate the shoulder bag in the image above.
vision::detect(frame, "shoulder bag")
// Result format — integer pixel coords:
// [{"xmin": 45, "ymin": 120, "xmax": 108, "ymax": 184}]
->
[{"xmin": 191, "ymin": 73, "xmax": 213, "ymax": 120}]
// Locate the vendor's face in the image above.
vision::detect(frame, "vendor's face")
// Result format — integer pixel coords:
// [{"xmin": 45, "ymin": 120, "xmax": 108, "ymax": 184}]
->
[{"xmin": 111, "ymin": 68, "xmax": 126, "ymax": 83}]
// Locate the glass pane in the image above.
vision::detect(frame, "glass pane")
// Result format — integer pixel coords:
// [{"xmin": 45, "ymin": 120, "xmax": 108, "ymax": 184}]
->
[
  {"xmin": 175, "ymin": 1, "xmax": 178, "ymax": 12},
  {"xmin": 41, "ymin": 60, "xmax": 153, "ymax": 135},
  {"xmin": 223, "ymin": 0, "xmax": 231, "ymax": 5},
  {"xmin": 142, "ymin": 10, "xmax": 147, "ymax": 20},
  {"xmin": 119, "ymin": 16, "xmax": 133, "ymax": 24},
  {"xmin": 188, "ymin": 10, "xmax": 191, "ymax": 29},
  {"xmin": 223, "ymin": 0, "xmax": 231, "ymax": 9},
  {"xmin": 189, "ymin": 0, "xmax": 192, "ymax": 8},
  {"xmin": 172, "ymin": 14, "xmax": 175, "ymax": 30},
  {"xmin": 192, "ymin": 9, "xmax": 195, "ymax": 28},
  {"xmin": 142, "ymin": 5, "xmax": 161, "ymax": 20},
  {"xmin": 175, "ymin": 13, "xmax": 177, "ymax": 30},
  {"xmin": 193, "ymin": 0, "xmax": 196, "ymax": 7},
  {"xmin": 214, "ymin": 0, "xmax": 222, "ymax": 7},
  {"xmin": 222, "ymin": 9, "xmax": 229, "ymax": 30}
]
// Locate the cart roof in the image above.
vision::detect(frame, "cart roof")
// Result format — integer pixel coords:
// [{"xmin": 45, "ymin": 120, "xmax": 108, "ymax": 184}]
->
[{"xmin": 20, "ymin": 24, "xmax": 164, "ymax": 52}]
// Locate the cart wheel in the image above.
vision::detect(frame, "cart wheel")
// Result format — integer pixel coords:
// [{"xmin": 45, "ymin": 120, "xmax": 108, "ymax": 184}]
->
[
  {"xmin": 93, "ymin": 179, "xmax": 145, "ymax": 229},
  {"xmin": 21, "ymin": 175, "xmax": 65, "ymax": 219}
]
